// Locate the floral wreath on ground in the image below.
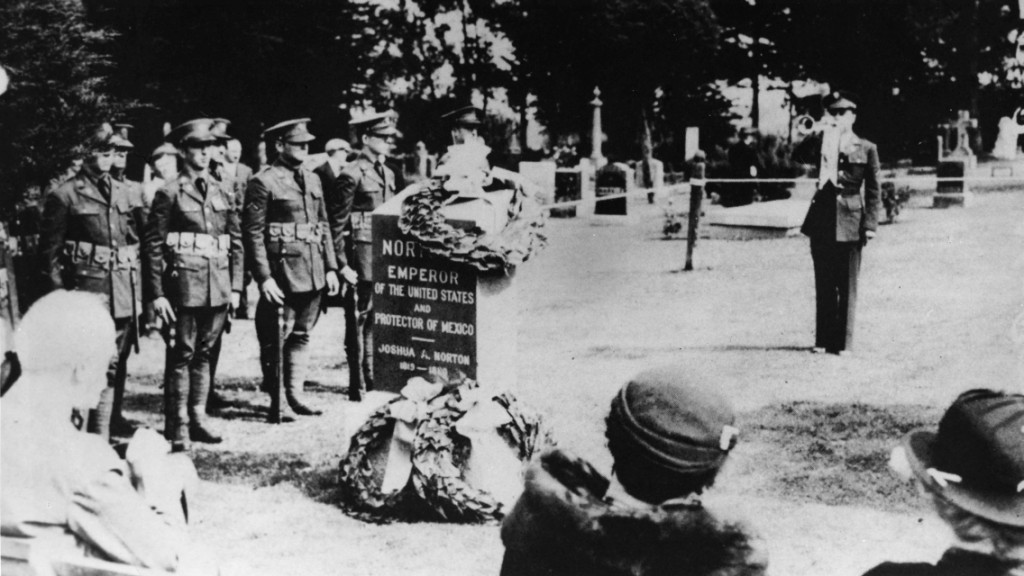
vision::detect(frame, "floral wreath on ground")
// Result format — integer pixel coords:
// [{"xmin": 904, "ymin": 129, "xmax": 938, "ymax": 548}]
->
[
  {"xmin": 339, "ymin": 374, "xmax": 552, "ymax": 524},
  {"xmin": 397, "ymin": 175, "xmax": 548, "ymax": 274}
]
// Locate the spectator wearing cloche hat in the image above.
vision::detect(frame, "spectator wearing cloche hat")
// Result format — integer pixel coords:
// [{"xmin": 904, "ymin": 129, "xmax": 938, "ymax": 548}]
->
[
  {"xmin": 242, "ymin": 118, "xmax": 340, "ymax": 419},
  {"xmin": 500, "ymin": 365, "xmax": 768, "ymax": 576},
  {"xmin": 862, "ymin": 389, "xmax": 1024, "ymax": 576}
]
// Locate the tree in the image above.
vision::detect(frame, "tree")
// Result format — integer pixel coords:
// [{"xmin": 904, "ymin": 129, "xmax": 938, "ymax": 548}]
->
[
  {"xmin": 0, "ymin": 0, "xmax": 126, "ymax": 215},
  {"xmin": 509, "ymin": 0, "xmax": 727, "ymax": 164}
]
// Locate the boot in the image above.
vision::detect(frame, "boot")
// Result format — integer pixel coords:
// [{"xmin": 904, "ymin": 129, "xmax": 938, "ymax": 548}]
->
[
  {"xmin": 164, "ymin": 366, "xmax": 189, "ymax": 446},
  {"xmin": 189, "ymin": 422, "xmax": 223, "ymax": 444},
  {"xmin": 284, "ymin": 345, "xmax": 321, "ymax": 416},
  {"xmin": 206, "ymin": 389, "xmax": 230, "ymax": 416}
]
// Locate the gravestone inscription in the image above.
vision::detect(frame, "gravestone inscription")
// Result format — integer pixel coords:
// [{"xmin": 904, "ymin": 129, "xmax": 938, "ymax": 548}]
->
[
  {"xmin": 372, "ymin": 215, "xmax": 478, "ymax": 391},
  {"xmin": 595, "ymin": 163, "xmax": 631, "ymax": 215}
]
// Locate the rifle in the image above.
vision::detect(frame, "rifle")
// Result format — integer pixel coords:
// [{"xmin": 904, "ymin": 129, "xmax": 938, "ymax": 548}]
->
[
  {"xmin": 129, "ymin": 266, "xmax": 140, "ymax": 354},
  {"xmin": 267, "ymin": 305, "xmax": 284, "ymax": 424}
]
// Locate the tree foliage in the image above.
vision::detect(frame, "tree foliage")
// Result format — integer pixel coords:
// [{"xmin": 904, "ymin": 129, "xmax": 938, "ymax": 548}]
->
[{"xmin": 0, "ymin": 0, "xmax": 125, "ymax": 216}]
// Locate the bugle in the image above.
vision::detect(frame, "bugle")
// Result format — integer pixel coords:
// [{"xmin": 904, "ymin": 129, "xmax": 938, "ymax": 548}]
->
[{"xmin": 794, "ymin": 115, "xmax": 839, "ymax": 135}]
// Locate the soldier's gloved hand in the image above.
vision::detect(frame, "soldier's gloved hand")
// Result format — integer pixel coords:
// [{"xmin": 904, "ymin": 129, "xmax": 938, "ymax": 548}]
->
[
  {"xmin": 261, "ymin": 278, "xmax": 286, "ymax": 306},
  {"xmin": 861, "ymin": 229, "xmax": 876, "ymax": 246},
  {"xmin": 340, "ymin": 265, "xmax": 358, "ymax": 286},
  {"xmin": 230, "ymin": 290, "xmax": 241, "ymax": 311},
  {"xmin": 326, "ymin": 271, "xmax": 341, "ymax": 296},
  {"xmin": 153, "ymin": 297, "xmax": 177, "ymax": 324}
]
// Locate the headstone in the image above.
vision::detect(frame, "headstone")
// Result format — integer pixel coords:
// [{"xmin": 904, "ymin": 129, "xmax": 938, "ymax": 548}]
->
[
  {"xmin": 372, "ymin": 188, "xmax": 520, "ymax": 393},
  {"xmin": 577, "ymin": 158, "xmax": 596, "ymax": 215},
  {"xmin": 934, "ymin": 159, "xmax": 972, "ymax": 208},
  {"xmin": 552, "ymin": 169, "xmax": 582, "ymax": 218},
  {"xmin": 684, "ymin": 127, "xmax": 700, "ymax": 161},
  {"xmin": 595, "ymin": 162, "xmax": 633, "ymax": 215},
  {"xmin": 992, "ymin": 116, "xmax": 1023, "ymax": 160},
  {"xmin": 518, "ymin": 161, "xmax": 557, "ymax": 205}
]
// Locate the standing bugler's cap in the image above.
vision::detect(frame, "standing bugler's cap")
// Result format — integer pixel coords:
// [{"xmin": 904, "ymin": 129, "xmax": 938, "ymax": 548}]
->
[
  {"xmin": 349, "ymin": 111, "xmax": 398, "ymax": 137},
  {"xmin": 441, "ymin": 105, "xmax": 483, "ymax": 128},
  {"xmin": 263, "ymin": 118, "xmax": 316, "ymax": 143},
  {"xmin": 902, "ymin": 388, "xmax": 1024, "ymax": 527},
  {"xmin": 167, "ymin": 119, "xmax": 219, "ymax": 145},
  {"xmin": 211, "ymin": 118, "xmax": 233, "ymax": 141},
  {"xmin": 823, "ymin": 90, "xmax": 858, "ymax": 111},
  {"xmin": 111, "ymin": 122, "xmax": 135, "ymax": 149}
]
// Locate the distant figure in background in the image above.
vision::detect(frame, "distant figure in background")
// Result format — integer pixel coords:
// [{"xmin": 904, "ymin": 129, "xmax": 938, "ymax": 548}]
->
[
  {"xmin": 224, "ymin": 137, "xmax": 256, "ymax": 319},
  {"xmin": 501, "ymin": 365, "xmax": 768, "ymax": 576},
  {"xmin": 39, "ymin": 123, "xmax": 146, "ymax": 440},
  {"xmin": 410, "ymin": 140, "xmax": 435, "ymax": 182},
  {"xmin": 2, "ymin": 290, "xmax": 200, "ymax": 572},
  {"xmin": 721, "ymin": 126, "xmax": 762, "ymax": 207},
  {"xmin": 144, "ymin": 142, "xmax": 179, "ymax": 208},
  {"xmin": 797, "ymin": 90, "xmax": 880, "ymax": 357},
  {"xmin": 864, "ymin": 388, "xmax": 1024, "ymax": 575}
]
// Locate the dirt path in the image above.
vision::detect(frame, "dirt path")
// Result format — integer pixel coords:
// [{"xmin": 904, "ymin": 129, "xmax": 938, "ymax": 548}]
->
[{"xmin": 123, "ymin": 189, "xmax": 1023, "ymax": 576}]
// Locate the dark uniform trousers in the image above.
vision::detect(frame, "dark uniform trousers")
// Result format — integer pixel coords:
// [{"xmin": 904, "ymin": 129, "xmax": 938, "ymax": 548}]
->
[
  {"xmin": 40, "ymin": 168, "xmax": 145, "ymax": 439},
  {"xmin": 335, "ymin": 152, "xmax": 395, "ymax": 397},
  {"xmin": 799, "ymin": 132, "xmax": 881, "ymax": 353},
  {"xmin": 145, "ymin": 171, "xmax": 243, "ymax": 442},
  {"xmin": 244, "ymin": 160, "xmax": 338, "ymax": 408}
]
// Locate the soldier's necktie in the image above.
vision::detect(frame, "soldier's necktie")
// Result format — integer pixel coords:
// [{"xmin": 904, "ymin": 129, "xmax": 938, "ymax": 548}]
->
[
  {"xmin": 196, "ymin": 177, "xmax": 208, "ymax": 199},
  {"xmin": 375, "ymin": 161, "xmax": 387, "ymax": 194},
  {"xmin": 295, "ymin": 169, "xmax": 306, "ymax": 193},
  {"xmin": 97, "ymin": 175, "xmax": 111, "ymax": 202}
]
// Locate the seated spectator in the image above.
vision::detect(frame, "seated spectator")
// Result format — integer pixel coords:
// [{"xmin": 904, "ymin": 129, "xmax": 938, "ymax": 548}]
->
[
  {"xmin": 500, "ymin": 365, "xmax": 767, "ymax": 576},
  {"xmin": 1, "ymin": 290, "xmax": 205, "ymax": 572},
  {"xmin": 864, "ymin": 388, "xmax": 1024, "ymax": 576}
]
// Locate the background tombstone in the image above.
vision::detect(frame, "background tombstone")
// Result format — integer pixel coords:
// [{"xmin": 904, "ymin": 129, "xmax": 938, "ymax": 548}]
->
[
  {"xmin": 934, "ymin": 110, "xmax": 977, "ymax": 208},
  {"xmin": 595, "ymin": 162, "xmax": 633, "ymax": 215},
  {"xmin": 552, "ymin": 169, "xmax": 583, "ymax": 218},
  {"xmin": 372, "ymin": 187, "xmax": 521, "ymax": 393},
  {"xmin": 518, "ymin": 161, "xmax": 557, "ymax": 205}
]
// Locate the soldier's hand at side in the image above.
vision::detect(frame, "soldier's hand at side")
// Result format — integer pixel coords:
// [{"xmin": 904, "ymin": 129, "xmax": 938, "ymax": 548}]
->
[
  {"xmin": 340, "ymin": 265, "xmax": 358, "ymax": 286},
  {"xmin": 153, "ymin": 297, "xmax": 177, "ymax": 324},
  {"xmin": 861, "ymin": 229, "xmax": 876, "ymax": 246},
  {"xmin": 326, "ymin": 271, "xmax": 341, "ymax": 296},
  {"xmin": 261, "ymin": 278, "xmax": 285, "ymax": 306},
  {"xmin": 230, "ymin": 291, "xmax": 241, "ymax": 311}
]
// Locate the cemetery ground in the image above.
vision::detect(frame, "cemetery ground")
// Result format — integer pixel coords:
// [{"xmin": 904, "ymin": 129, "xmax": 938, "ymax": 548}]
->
[{"xmin": 120, "ymin": 184, "xmax": 1023, "ymax": 576}]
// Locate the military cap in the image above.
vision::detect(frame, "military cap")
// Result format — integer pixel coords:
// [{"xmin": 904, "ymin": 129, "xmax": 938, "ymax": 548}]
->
[
  {"xmin": 111, "ymin": 122, "xmax": 135, "ymax": 149},
  {"xmin": 441, "ymin": 105, "xmax": 483, "ymax": 128},
  {"xmin": 167, "ymin": 118, "xmax": 219, "ymax": 146},
  {"xmin": 211, "ymin": 118, "xmax": 233, "ymax": 141},
  {"xmin": 823, "ymin": 90, "xmax": 858, "ymax": 111},
  {"xmin": 87, "ymin": 122, "xmax": 117, "ymax": 151},
  {"xmin": 263, "ymin": 118, "xmax": 316, "ymax": 143},
  {"xmin": 349, "ymin": 111, "xmax": 398, "ymax": 137},
  {"xmin": 151, "ymin": 142, "xmax": 178, "ymax": 159}
]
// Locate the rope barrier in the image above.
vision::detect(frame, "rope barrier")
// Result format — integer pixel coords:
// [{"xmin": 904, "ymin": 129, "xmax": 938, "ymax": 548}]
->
[{"xmin": 538, "ymin": 174, "xmax": 1024, "ymax": 213}]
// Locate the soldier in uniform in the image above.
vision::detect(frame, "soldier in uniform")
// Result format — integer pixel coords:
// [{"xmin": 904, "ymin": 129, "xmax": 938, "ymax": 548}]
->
[
  {"xmin": 335, "ymin": 113, "xmax": 397, "ymax": 401},
  {"xmin": 146, "ymin": 119, "xmax": 243, "ymax": 447},
  {"xmin": 39, "ymin": 123, "xmax": 146, "ymax": 440},
  {"xmin": 243, "ymin": 118, "xmax": 340, "ymax": 417},
  {"xmin": 797, "ymin": 91, "xmax": 881, "ymax": 356}
]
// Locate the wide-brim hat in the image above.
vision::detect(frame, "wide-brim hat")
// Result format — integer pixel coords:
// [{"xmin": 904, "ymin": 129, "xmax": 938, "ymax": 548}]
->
[
  {"xmin": 902, "ymin": 388, "xmax": 1024, "ymax": 527},
  {"xmin": 263, "ymin": 118, "xmax": 316, "ymax": 143},
  {"xmin": 210, "ymin": 118, "xmax": 233, "ymax": 141}
]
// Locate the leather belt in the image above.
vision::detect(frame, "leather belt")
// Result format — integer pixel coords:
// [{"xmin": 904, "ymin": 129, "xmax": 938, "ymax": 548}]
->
[
  {"xmin": 268, "ymin": 222, "xmax": 327, "ymax": 243},
  {"xmin": 64, "ymin": 241, "xmax": 139, "ymax": 269},
  {"xmin": 166, "ymin": 232, "xmax": 230, "ymax": 258}
]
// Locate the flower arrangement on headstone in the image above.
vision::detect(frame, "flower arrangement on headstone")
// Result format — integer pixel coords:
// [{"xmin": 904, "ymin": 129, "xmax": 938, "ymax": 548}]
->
[
  {"xmin": 397, "ymin": 141, "xmax": 547, "ymax": 274},
  {"xmin": 339, "ymin": 373, "xmax": 552, "ymax": 523}
]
